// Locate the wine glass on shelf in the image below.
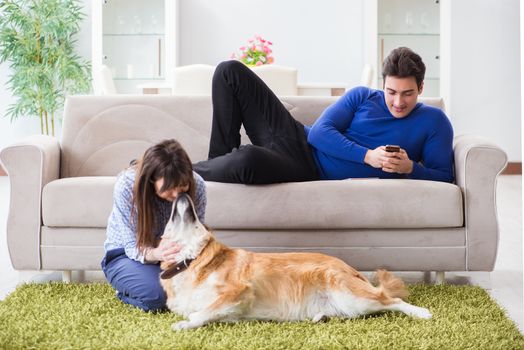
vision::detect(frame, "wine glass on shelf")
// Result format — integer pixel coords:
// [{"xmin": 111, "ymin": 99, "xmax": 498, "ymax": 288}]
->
[
  {"xmin": 133, "ymin": 15, "xmax": 142, "ymax": 34},
  {"xmin": 151, "ymin": 14, "xmax": 158, "ymax": 34},
  {"xmin": 117, "ymin": 15, "xmax": 125, "ymax": 34},
  {"xmin": 405, "ymin": 11, "xmax": 413, "ymax": 33},
  {"xmin": 420, "ymin": 12, "xmax": 429, "ymax": 33},
  {"xmin": 384, "ymin": 13, "xmax": 392, "ymax": 33}
]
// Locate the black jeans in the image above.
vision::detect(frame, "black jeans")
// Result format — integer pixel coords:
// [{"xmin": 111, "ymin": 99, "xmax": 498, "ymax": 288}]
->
[{"xmin": 193, "ymin": 60, "xmax": 319, "ymax": 184}]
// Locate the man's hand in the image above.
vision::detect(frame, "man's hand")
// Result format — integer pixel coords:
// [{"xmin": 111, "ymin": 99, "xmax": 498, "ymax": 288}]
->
[
  {"xmin": 381, "ymin": 148, "xmax": 413, "ymax": 174},
  {"xmin": 364, "ymin": 146, "xmax": 388, "ymax": 169},
  {"xmin": 364, "ymin": 146, "xmax": 413, "ymax": 174},
  {"xmin": 146, "ymin": 240, "xmax": 181, "ymax": 263}
]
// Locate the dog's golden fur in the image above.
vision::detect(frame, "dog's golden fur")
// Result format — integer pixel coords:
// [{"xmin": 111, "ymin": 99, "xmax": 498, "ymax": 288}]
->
[{"xmin": 160, "ymin": 194, "xmax": 430, "ymax": 331}]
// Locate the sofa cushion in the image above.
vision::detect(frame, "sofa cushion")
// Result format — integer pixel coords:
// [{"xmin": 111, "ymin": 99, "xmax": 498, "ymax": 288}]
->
[
  {"xmin": 59, "ymin": 96, "xmax": 337, "ymax": 177},
  {"xmin": 206, "ymin": 179, "xmax": 463, "ymax": 229},
  {"xmin": 42, "ymin": 177, "xmax": 463, "ymax": 229},
  {"xmin": 42, "ymin": 177, "xmax": 116, "ymax": 228},
  {"xmin": 60, "ymin": 96, "xmax": 443, "ymax": 178}
]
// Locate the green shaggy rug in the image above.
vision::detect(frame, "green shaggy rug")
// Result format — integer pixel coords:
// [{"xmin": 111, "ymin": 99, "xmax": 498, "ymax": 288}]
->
[{"xmin": 0, "ymin": 283, "xmax": 522, "ymax": 350}]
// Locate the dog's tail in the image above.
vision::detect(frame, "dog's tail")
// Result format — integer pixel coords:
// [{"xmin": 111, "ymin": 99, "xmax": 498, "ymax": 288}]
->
[{"xmin": 375, "ymin": 269, "xmax": 409, "ymax": 302}]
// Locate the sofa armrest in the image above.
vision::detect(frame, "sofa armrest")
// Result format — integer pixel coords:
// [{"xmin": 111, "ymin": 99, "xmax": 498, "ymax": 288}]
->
[
  {"xmin": 453, "ymin": 134, "xmax": 508, "ymax": 271},
  {"xmin": 0, "ymin": 135, "xmax": 60, "ymax": 270}
]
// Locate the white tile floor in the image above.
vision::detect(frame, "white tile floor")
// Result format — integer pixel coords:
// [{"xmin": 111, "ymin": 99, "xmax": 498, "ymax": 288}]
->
[{"xmin": 0, "ymin": 175, "xmax": 522, "ymax": 331}]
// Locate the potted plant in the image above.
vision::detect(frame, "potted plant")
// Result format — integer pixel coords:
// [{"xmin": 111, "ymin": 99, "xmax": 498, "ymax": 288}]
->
[{"xmin": 0, "ymin": 0, "xmax": 91, "ymax": 136}]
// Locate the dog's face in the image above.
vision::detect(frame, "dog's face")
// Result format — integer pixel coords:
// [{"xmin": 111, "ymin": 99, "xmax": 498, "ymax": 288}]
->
[{"xmin": 161, "ymin": 193, "xmax": 209, "ymax": 248}]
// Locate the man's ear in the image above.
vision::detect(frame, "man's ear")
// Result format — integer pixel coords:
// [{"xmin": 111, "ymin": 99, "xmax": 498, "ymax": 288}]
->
[{"xmin": 418, "ymin": 81, "xmax": 424, "ymax": 95}]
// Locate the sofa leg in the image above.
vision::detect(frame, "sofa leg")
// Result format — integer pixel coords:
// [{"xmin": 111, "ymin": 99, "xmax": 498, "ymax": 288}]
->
[
  {"xmin": 435, "ymin": 271, "xmax": 445, "ymax": 285},
  {"xmin": 77, "ymin": 270, "xmax": 85, "ymax": 283},
  {"xmin": 62, "ymin": 270, "xmax": 72, "ymax": 283},
  {"xmin": 423, "ymin": 271, "xmax": 432, "ymax": 283}
]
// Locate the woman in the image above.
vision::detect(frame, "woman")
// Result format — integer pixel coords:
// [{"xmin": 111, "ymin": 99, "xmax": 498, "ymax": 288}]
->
[{"xmin": 102, "ymin": 139, "xmax": 207, "ymax": 311}]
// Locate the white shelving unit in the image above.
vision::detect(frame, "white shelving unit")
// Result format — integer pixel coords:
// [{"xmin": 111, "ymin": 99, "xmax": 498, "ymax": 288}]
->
[
  {"xmin": 364, "ymin": 0, "xmax": 444, "ymax": 98},
  {"xmin": 92, "ymin": 0, "xmax": 178, "ymax": 94}
]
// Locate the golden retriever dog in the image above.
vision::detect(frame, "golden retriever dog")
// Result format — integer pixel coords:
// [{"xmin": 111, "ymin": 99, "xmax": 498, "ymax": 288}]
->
[{"xmin": 159, "ymin": 193, "xmax": 431, "ymax": 331}]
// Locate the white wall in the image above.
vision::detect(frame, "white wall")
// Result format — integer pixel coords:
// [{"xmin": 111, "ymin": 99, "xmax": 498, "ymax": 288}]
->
[
  {"xmin": 0, "ymin": 0, "xmax": 522, "ymax": 162},
  {"xmin": 178, "ymin": 0, "xmax": 364, "ymax": 84},
  {"xmin": 446, "ymin": 0, "xmax": 521, "ymax": 161}
]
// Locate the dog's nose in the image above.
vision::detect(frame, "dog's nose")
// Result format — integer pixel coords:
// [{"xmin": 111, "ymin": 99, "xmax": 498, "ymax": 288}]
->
[{"xmin": 171, "ymin": 193, "xmax": 196, "ymax": 224}]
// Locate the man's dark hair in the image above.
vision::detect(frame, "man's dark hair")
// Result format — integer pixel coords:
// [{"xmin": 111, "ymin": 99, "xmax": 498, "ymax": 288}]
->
[{"xmin": 382, "ymin": 47, "xmax": 426, "ymax": 89}]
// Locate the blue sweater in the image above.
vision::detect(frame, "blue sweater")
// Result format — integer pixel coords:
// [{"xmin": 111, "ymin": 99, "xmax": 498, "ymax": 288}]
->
[{"xmin": 305, "ymin": 87, "xmax": 454, "ymax": 182}]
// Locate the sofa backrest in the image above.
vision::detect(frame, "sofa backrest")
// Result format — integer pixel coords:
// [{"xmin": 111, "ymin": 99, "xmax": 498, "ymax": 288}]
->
[{"xmin": 60, "ymin": 95, "xmax": 444, "ymax": 178}]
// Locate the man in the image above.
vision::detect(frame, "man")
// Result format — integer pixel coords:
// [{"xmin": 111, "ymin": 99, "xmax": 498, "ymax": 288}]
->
[{"xmin": 194, "ymin": 47, "xmax": 454, "ymax": 184}]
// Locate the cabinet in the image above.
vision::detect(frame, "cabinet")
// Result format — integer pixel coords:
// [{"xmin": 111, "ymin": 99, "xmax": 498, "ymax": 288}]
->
[
  {"xmin": 92, "ymin": 0, "xmax": 178, "ymax": 94},
  {"xmin": 364, "ymin": 0, "xmax": 441, "ymax": 97}
]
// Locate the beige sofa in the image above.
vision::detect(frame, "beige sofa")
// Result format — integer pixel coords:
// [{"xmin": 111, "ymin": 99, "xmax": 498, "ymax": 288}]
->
[{"xmin": 0, "ymin": 95, "xmax": 507, "ymax": 283}]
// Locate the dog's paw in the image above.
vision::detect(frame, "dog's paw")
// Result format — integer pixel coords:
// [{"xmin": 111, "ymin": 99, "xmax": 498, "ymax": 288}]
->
[
  {"xmin": 312, "ymin": 313, "xmax": 328, "ymax": 323},
  {"xmin": 413, "ymin": 307, "xmax": 432, "ymax": 319},
  {"xmin": 171, "ymin": 320, "xmax": 194, "ymax": 331}
]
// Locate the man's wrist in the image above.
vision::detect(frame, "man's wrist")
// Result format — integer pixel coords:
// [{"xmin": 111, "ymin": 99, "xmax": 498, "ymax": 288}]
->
[
  {"xmin": 404, "ymin": 160, "xmax": 413, "ymax": 174},
  {"xmin": 404, "ymin": 160, "xmax": 414, "ymax": 174},
  {"xmin": 364, "ymin": 150, "xmax": 370, "ymax": 165}
]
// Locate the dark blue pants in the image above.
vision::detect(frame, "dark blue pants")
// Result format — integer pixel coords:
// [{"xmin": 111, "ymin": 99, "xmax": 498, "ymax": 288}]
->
[{"xmin": 101, "ymin": 248, "xmax": 167, "ymax": 312}]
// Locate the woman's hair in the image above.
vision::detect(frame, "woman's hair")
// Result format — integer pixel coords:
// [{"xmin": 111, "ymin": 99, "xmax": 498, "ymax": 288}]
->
[
  {"xmin": 133, "ymin": 139, "xmax": 195, "ymax": 252},
  {"xmin": 382, "ymin": 47, "xmax": 426, "ymax": 90}
]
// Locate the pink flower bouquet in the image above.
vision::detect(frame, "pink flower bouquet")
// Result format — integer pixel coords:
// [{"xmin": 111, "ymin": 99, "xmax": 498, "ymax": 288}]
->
[{"xmin": 230, "ymin": 35, "xmax": 274, "ymax": 66}]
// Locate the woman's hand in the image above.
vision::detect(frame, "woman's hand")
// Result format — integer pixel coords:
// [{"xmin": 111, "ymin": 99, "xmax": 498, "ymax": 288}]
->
[{"xmin": 146, "ymin": 240, "xmax": 181, "ymax": 263}]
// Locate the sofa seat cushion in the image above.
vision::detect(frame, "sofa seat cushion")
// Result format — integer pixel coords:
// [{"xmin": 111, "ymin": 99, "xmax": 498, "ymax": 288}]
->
[
  {"xmin": 42, "ymin": 177, "xmax": 463, "ymax": 229},
  {"xmin": 42, "ymin": 177, "xmax": 116, "ymax": 227},
  {"xmin": 205, "ymin": 179, "xmax": 463, "ymax": 229}
]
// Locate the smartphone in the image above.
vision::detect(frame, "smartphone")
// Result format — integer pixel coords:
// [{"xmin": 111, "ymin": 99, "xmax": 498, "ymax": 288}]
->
[{"xmin": 385, "ymin": 145, "xmax": 400, "ymax": 153}]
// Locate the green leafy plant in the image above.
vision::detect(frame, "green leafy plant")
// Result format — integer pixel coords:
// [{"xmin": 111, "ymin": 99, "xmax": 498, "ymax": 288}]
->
[{"xmin": 0, "ymin": 0, "xmax": 91, "ymax": 136}]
